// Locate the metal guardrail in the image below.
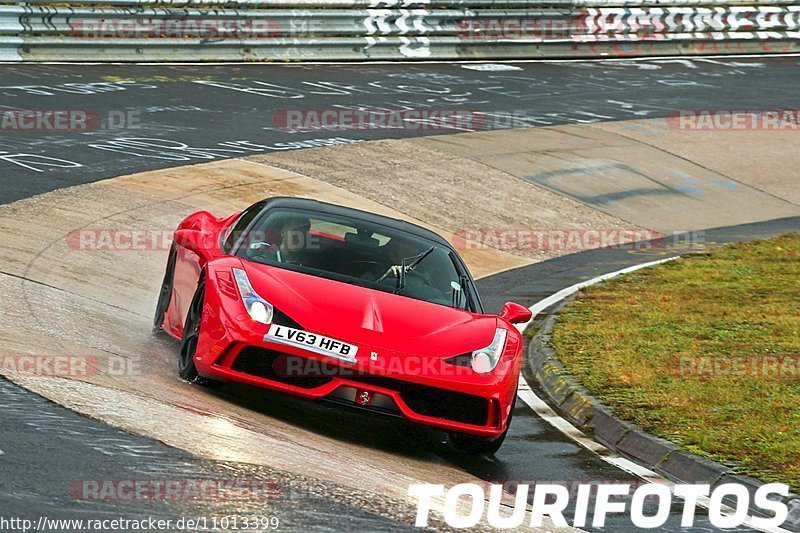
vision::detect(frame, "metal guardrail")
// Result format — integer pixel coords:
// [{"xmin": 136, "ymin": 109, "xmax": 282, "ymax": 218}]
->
[
  {"xmin": 1, "ymin": 1, "xmax": 799, "ymax": 61},
  {"xmin": 15, "ymin": 0, "xmax": 800, "ymax": 6}
]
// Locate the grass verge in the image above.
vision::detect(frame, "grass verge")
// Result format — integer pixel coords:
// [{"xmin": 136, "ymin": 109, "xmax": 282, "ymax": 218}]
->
[{"xmin": 551, "ymin": 234, "xmax": 800, "ymax": 492}]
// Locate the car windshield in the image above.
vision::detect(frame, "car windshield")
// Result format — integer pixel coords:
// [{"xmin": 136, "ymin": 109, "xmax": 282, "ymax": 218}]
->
[{"xmin": 232, "ymin": 207, "xmax": 474, "ymax": 310}]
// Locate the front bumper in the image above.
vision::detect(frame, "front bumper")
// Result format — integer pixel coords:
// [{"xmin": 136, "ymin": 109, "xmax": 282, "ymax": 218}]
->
[{"xmin": 194, "ymin": 323, "xmax": 519, "ymax": 439}]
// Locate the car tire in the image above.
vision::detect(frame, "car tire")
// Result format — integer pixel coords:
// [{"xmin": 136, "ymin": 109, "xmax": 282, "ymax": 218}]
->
[
  {"xmin": 450, "ymin": 395, "xmax": 516, "ymax": 455},
  {"xmin": 153, "ymin": 245, "xmax": 177, "ymax": 333},
  {"xmin": 178, "ymin": 277, "xmax": 222, "ymax": 389}
]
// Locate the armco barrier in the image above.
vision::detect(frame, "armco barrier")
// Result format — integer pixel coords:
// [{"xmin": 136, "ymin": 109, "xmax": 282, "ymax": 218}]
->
[{"xmin": 1, "ymin": 1, "xmax": 799, "ymax": 61}]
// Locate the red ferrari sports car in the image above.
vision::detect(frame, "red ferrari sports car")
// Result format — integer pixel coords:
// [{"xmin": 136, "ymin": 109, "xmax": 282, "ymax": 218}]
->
[{"xmin": 154, "ymin": 197, "xmax": 532, "ymax": 453}]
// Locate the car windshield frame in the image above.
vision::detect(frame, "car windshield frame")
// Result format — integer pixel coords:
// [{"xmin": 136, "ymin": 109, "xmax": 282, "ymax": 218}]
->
[{"xmin": 229, "ymin": 205, "xmax": 483, "ymax": 313}]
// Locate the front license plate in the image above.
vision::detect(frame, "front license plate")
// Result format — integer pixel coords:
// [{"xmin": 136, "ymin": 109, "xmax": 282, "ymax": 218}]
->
[{"xmin": 265, "ymin": 324, "xmax": 358, "ymax": 363}]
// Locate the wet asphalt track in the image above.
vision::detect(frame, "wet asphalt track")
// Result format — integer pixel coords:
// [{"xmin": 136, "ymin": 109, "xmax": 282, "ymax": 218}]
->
[
  {"xmin": 2, "ymin": 57, "xmax": 799, "ymax": 205},
  {"xmin": 0, "ymin": 378, "xmax": 422, "ymax": 532},
  {"xmin": 2, "ymin": 59, "xmax": 799, "ymax": 532}
]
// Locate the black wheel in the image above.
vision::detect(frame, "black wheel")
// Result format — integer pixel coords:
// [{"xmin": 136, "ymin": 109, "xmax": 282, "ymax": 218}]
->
[
  {"xmin": 450, "ymin": 395, "xmax": 516, "ymax": 455},
  {"xmin": 153, "ymin": 245, "xmax": 177, "ymax": 333},
  {"xmin": 178, "ymin": 278, "xmax": 222, "ymax": 388}
]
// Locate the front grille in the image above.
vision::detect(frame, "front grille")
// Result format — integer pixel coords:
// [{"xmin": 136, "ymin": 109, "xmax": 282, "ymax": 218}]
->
[
  {"xmin": 230, "ymin": 347, "xmax": 488, "ymax": 426},
  {"xmin": 231, "ymin": 347, "xmax": 331, "ymax": 389},
  {"xmin": 341, "ymin": 375, "xmax": 489, "ymax": 426}
]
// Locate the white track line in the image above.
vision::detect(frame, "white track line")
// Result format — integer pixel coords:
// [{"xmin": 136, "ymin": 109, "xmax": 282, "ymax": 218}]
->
[
  {"xmin": 514, "ymin": 256, "xmax": 792, "ymax": 533},
  {"xmin": 514, "ymin": 256, "xmax": 679, "ymax": 333}
]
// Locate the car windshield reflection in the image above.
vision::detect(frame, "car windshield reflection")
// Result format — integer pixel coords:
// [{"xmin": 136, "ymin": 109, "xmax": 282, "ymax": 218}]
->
[{"xmin": 232, "ymin": 208, "xmax": 472, "ymax": 310}]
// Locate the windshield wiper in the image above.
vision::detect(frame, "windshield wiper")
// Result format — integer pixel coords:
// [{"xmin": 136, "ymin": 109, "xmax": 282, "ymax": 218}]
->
[{"xmin": 395, "ymin": 246, "xmax": 436, "ymax": 295}]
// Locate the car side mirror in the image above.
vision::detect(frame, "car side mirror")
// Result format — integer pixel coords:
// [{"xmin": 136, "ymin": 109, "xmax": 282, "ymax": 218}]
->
[
  {"xmin": 173, "ymin": 229, "xmax": 211, "ymax": 262},
  {"xmin": 501, "ymin": 302, "xmax": 533, "ymax": 324}
]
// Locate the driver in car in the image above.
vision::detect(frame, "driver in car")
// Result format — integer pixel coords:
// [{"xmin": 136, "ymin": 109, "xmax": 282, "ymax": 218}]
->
[{"xmin": 246, "ymin": 214, "xmax": 313, "ymax": 265}]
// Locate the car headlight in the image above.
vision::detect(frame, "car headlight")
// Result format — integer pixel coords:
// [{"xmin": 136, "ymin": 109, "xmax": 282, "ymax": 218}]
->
[
  {"xmin": 471, "ymin": 328, "xmax": 508, "ymax": 374},
  {"xmin": 232, "ymin": 268, "xmax": 274, "ymax": 325}
]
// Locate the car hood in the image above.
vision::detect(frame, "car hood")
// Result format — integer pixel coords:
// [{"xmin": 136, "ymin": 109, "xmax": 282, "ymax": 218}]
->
[{"xmin": 243, "ymin": 262, "xmax": 498, "ymax": 358}]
